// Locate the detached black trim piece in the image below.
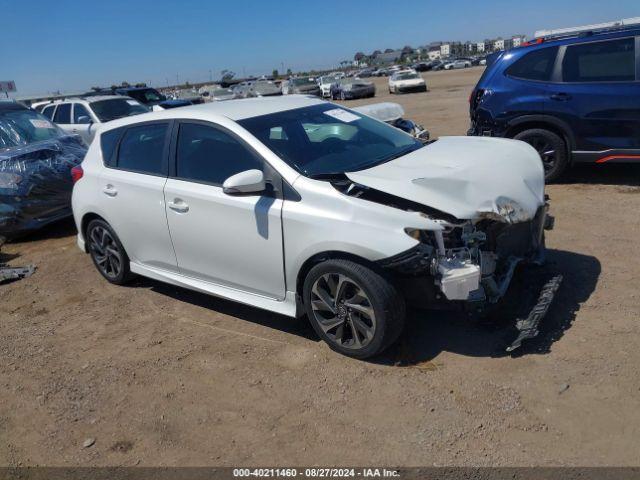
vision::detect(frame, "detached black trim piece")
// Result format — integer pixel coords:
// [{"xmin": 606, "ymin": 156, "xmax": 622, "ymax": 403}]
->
[
  {"xmin": 377, "ymin": 244, "xmax": 434, "ymax": 275},
  {"xmin": 506, "ymin": 274, "xmax": 563, "ymax": 352}
]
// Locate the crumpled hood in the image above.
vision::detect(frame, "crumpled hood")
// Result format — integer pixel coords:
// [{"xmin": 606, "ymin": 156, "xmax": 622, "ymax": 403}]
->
[{"xmin": 346, "ymin": 136, "xmax": 545, "ymax": 222}]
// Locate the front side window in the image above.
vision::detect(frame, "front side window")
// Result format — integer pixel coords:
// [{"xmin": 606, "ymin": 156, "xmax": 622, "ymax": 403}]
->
[
  {"xmin": 73, "ymin": 104, "xmax": 92, "ymax": 123},
  {"xmin": 176, "ymin": 123, "xmax": 262, "ymax": 185},
  {"xmin": 505, "ymin": 46, "xmax": 559, "ymax": 81},
  {"xmin": 116, "ymin": 123, "xmax": 168, "ymax": 175},
  {"xmin": 53, "ymin": 103, "xmax": 71, "ymax": 124},
  {"xmin": 562, "ymin": 38, "xmax": 635, "ymax": 82},
  {"xmin": 239, "ymin": 103, "xmax": 422, "ymax": 178}
]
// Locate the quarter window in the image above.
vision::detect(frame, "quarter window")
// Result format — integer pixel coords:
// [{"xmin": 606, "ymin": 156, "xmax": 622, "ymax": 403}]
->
[
  {"xmin": 53, "ymin": 103, "xmax": 71, "ymax": 124},
  {"xmin": 505, "ymin": 47, "xmax": 558, "ymax": 81},
  {"xmin": 562, "ymin": 38, "xmax": 635, "ymax": 82},
  {"xmin": 73, "ymin": 104, "xmax": 92, "ymax": 123},
  {"xmin": 176, "ymin": 123, "xmax": 263, "ymax": 185},
  {"xmin": 116, "ymin": 123, "xmax": 168, "ymax": 175}
]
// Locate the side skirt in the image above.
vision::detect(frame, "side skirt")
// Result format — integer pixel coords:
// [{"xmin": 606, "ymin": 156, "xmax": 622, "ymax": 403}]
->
[{"xmin": 129, "ymin": 262, "xmax": 300, "ymax": 318}]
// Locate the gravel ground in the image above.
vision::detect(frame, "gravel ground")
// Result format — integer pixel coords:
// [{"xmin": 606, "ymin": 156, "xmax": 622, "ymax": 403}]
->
[{"xmin": 1, "ymin": 68, "xmax": 639, "ymax": 467}]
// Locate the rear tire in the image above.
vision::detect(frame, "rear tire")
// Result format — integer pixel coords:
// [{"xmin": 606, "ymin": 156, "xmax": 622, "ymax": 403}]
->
[
  {"xmin": 514, "ymin": 128, "xmax": 568, "ymax": 182},
  {"xmin": 86, "ymin": 219, "xmax": 133, "ymax": 285},
  {"xmin": 303, "ymin": 259, "xmax": 405, "ymax": 359}
]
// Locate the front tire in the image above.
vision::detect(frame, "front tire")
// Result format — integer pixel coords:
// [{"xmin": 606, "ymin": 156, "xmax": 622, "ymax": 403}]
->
[
  {"xmin": 513, "ymin": 128, "xmax": 568, "ymax": 182},
  {"xmin": 86, "ymin": 219, "xmax": 133, "ymax": 285},
  {"xmin": 303, "ymin": 259, "xmax": 405, "ymax": 359}
]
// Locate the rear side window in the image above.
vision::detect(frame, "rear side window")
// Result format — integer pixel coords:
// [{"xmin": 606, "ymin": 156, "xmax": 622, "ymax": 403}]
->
[
  {"xmin": 562, "ymin": 38, "xmax": 635, "ymax": 82},
  {"xmin": 116, "ymin": 123, "xmax": 168, "ymax": 175},
  {"xmin": 176, "ymin": 123, "xmax": 262, "ymax": 186},
  {"xmin": 100, "ymin": 128, "xmax": 122, "ymax": 167},
  {"xmin": 53, "ymin": 103, "xmax": 71, "ymax": 124},
  {"xmin": 42, "ymin": 105, "xmax": 55, "ymax": 119},
  {"xmin": 505, "ymin": 47, "xmax": 558, "ymax": 81}
]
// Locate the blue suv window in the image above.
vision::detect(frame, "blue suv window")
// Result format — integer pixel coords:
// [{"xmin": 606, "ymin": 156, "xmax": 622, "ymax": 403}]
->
[
  {"xmin": 562, "ymin": 38, "xmax": 635, "ymax": 83},
  {"xmin": 505, "ymin": 47, "xmax": 558, "ymax": 81}
]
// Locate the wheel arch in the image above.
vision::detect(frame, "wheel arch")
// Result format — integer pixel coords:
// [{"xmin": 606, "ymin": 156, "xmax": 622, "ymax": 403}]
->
[
  {"xmin": 504, "ymin": 115, "xmax": 575, "ymax": 159},
  {"xmin": 295, "ymin": 250, "xmax": 383, "ymax": 298},
  {"xmin": 80, "ymin": 212, "xmax": 108, "ymax": 252}
]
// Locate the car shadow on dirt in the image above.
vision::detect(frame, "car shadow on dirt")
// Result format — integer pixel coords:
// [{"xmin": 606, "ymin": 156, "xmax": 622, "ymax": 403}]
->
[
  {"xmin": 560, "ymin": 163, "xmax": 640, "ymax": 187},
  {"xmin": 131, "ymin": 278, "xmax": 319, "ymax": 342},
  {"xmin": 378, "ymin": 248, "xmax": 601, "ymax": 366},
  {"xmin": 5, "ymin": 217, "xmax": 77, "ymax": 243}
]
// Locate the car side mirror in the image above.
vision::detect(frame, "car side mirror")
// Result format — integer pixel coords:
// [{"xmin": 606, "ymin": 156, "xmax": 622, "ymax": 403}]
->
[
  {"xmin": 222, "ymin": 169, "xmax": 266, "ymax": 195},
  {"xmin": 76, "ymin": 115, "xmax": 92, "ymax": 124}
]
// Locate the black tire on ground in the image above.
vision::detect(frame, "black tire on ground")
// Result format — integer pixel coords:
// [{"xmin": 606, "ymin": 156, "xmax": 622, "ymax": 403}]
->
[
  {"xmin": 86, "ymin": 219, "xmax": 134, "ymax": 285},
  {"xmin": 513, "ymin": 128, "xmax": 568, "ymax": 182},
  {"xmin": 303, "ymin": 259, "xmax": 405, "ymax": 359}
]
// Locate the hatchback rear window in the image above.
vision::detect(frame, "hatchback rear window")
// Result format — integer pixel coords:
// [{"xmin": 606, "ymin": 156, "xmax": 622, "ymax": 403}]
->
[
  {"xmin": 505, "ymin": 46, "xmax": 558, "ymax": 81},
  {"xmin": 562, "ymin": 37, "xmax": 635, "ymax": 83}
]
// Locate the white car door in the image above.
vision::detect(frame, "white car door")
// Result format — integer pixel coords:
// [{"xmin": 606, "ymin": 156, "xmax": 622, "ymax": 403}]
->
[
  {"xmin": 71, "ymin": 103, "xmax": 96, "ymax": 144},
  {"xmin": 163, "ymin": 121, "xmax": 285, "ymax": 299},
  {"xmin": 98, "ymin": 121, "xmax": 178, "ymax": 273}
]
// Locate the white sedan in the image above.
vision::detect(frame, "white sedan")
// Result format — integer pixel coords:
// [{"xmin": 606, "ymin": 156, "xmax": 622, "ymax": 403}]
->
[
  {"xmin": 71, "ymin": 96, "xmax": 557, "ymax": 358},
  {"xmin": 388, "ymin": 70, "xmax": 427, "ymax": 94}
]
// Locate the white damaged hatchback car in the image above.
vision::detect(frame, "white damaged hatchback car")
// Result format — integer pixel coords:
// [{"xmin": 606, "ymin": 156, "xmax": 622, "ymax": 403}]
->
[{"xmin": 72, "ymin": 95, "xmax": 561, "ymax": 359}]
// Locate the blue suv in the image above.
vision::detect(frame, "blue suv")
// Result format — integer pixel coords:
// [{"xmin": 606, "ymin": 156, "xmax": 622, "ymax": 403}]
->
[{"xmin": 468, "ymin": 24, "xmax": 640, "ymax": 180}]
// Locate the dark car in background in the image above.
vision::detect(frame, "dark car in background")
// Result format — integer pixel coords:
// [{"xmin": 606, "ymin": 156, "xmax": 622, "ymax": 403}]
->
[
  {"xmin": 0, "ymin": 102, "xmax": 86, "ymax": 237},
  {"xmin": 105, "ymin": 87, "xmax": 191, "ymax": 110},
  {"xmin": 469, "ymin": 23, "xmax": 640, "ymax": 181},
  {"xmin": 330, "ymin": 77, "xmax": 376, "ymax": 100}
]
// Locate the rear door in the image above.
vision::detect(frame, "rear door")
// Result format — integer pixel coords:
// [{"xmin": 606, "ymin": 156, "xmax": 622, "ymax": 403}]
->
[
  {"xmin": 163, "ymin": 121, "xmax": 285, "ymax": 299},
  {"xmin": 98, "ymin": 121, "xmax": 178, "ymax": 273},
  {"xmin": 547, "ymin": 36, "xmax": 640, "ymax": 153}
]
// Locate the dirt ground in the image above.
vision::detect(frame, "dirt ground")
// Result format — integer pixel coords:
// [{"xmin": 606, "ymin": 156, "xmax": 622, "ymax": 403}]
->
[{"xmin": 1, "ymin": 68, "xmax": 640, "ymax": 467}]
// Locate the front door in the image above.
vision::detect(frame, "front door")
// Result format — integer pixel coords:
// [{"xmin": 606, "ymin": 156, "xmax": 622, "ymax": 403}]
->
[{"xmin": 163, "ymin": 121, "xmax": 285, "ymax": 299}]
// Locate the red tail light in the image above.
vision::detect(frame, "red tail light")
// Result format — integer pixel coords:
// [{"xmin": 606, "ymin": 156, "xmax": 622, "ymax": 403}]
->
[{"xmin": 71, "ymin": 165, "xmax": 84, "ymax": 183}]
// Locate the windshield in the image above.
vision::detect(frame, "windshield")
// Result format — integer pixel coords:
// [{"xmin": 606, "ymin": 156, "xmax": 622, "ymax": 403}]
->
[
  {"xmin": 290, "ymin": 78, "xmax": 316, "ymax": 87},
  {"xmin": 396, "ymin": 72, "xmax": 420, "ymax": 80},
  {"xmin": 125, "ymin": 88, "xmax": 166, "ymax": 104},
  {"xmin": 0, "ymin": 108, "xmax": 64, "ymax": 150},
  {"xmin": 91, "ymin": 99, "xmax": 149, "ymax": 122},
  {"xmin": 238, "ymin": 104, "xmax": 422, "ymax": 178}
]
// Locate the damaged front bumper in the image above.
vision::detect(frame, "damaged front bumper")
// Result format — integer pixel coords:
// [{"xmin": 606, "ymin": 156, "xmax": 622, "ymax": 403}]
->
[{"xmin": 378, "ymin": 204, "xmax": 562, "ymax": 351}]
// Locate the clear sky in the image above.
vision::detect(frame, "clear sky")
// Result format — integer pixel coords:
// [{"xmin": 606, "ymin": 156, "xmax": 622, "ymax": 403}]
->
[{"xmin": 4, "ymin": 0, "xmax": 639, "ymax": 96}]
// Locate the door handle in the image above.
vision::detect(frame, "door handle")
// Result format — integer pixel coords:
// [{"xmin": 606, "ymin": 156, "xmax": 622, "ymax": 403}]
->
[
  {"xmin": 168, "ymin": 199, "xmax": 189, "ymax": 213},
  {"xmin": 550, "ymin": 93, "xmax": 571, "ymax": 101},
  {"xmin": 102, "ymin": 185, "xmax": 118, "ymax": 197}
]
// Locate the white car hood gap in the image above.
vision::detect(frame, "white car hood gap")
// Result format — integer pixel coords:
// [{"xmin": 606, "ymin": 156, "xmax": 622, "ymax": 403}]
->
[{"xmin": 345, "ymin": 136, "xmax": 545, "ymax": 222}]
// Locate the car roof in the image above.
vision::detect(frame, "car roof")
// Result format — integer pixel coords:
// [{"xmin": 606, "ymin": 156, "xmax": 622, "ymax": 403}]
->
[
  {"xmin": 101, "ymin": 95, "xmax": 326, "ymax": 130},
  {"xmin": 50, "ymin": 95, "xmax": 130, "ymax": 104}
]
